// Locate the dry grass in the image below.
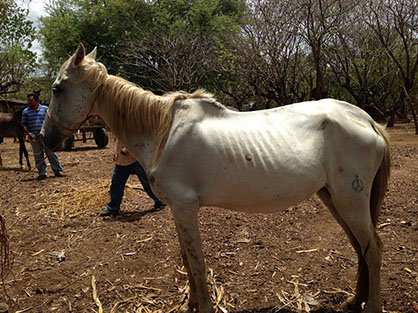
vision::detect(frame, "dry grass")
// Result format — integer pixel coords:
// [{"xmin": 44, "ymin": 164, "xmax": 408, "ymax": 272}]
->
[{"xmin": 35, "ymin": 180, "xmax": 110, "ymax": 218}]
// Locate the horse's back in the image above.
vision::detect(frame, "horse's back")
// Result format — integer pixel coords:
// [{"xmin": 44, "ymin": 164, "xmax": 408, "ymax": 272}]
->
[
  {"xmin": 152, "ymin": 98, "xmax": 387, "ymax": 212},
  {"xmin": 0, "ymin": 113, "xmax": 15, "ymax": 137},
  {"xmin": 0, "ymin": 111, "xmax": 24, "ymax": 138},
  {"xmin": 156, "ymin": 99, "xmax": 328, "ymax": 211}
]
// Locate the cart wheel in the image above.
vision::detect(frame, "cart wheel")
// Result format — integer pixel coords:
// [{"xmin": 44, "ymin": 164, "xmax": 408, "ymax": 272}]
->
[
  {"xmin": 93, "ymin": 128, "xmax": 108, "ymax": 148},
  {"xmin": 62, "ymin": 136, "xmax": 74, "ymax": 151}
]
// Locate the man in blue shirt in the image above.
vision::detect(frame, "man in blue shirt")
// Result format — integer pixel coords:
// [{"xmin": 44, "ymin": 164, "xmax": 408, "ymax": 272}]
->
[{"xmin": 22, "ymin": 93, "xmax": 63, "ymax": 180}]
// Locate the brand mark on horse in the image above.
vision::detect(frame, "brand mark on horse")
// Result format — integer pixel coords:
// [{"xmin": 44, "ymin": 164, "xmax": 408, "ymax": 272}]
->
[{"xmin": 352, "ymin": 174, "xmax": 364, "ymax": 193}]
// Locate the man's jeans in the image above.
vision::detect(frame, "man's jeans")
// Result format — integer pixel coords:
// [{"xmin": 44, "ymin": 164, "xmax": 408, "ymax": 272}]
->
[
  {"xmin": 30, "ymin": 136, "xmax": 63, "ymax": 175},
  {"xmin": 106, "ymin": 161, "xmax": 161, "ymax": 213}
]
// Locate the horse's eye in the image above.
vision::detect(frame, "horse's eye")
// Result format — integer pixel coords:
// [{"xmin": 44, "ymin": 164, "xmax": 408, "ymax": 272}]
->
[{"xmin": 52, "ymin": 85, "xmax": 61, "ymax": 95}]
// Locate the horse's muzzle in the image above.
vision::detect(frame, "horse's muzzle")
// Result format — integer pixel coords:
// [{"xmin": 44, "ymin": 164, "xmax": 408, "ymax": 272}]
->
[{"xmin": 39, "ymin": 132, "xmax": 62, "ymax": 152}]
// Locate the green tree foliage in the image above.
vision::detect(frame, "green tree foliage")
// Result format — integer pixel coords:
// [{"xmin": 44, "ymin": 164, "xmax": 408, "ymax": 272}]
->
[
  {"xmin": 150, "ymin": 0, "xmax": 247, "ymax": 35},
  {"xmin": 38, "ymin": 0, "xmax": 417, "ymax": 128},
  {"xmin": 39, "ymin": 0, "xmax": 248, "ymax": 82},
  {"xmin": 0, "ymin": 0, "xmax": 36, "ymax": 96},
  {"xmin": 364, "ymin": 0, "xmax": 418, "ymax": 129},
  {"xmin": 39, "ymin": 0, "xmax": 153, "ymax": 74},
  {"xmin": 324, "ymin": 4, "xmax": 399, "ymax": 121},
  {"xmin": 120, "ymin": 0, "xmax": 248, "ymax": 91},
  {"xmin": 218, "ymin": 0, "xmax": 417, "ymax": 127}
]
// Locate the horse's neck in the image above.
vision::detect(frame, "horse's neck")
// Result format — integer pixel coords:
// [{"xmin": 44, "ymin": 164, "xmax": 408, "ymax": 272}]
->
[
  {"xmin": 94, "ymin": 104, "xmax": 157, "ymax": 172},
  {"xmin": 13, "ymin": 110, "xmax": 23, "ymax": 122},
  {"xmin": 92, "ymin": 74, "xmax": 168, "ymax": 172},
  {"xmin": 118, "ymin": 134, "xmax": 156, "ymax": 172}
]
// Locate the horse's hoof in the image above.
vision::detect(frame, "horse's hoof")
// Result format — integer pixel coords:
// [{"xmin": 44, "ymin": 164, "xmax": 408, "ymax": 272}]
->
[
  {"xmin": 341, "ymin": 296, "xmax": 363, "ymax": 312},
  {"xmin": 362, "ymin": 303, "xmax": 383, "ymax": 313},
  {"xmin": 178, "ymin": 304, "xmax": 190, "ymax": 313},
  {"xmin": 178, "ymin": 301, "xmax": 214, "ymax": 313},
  {"xmin": 179, "ymin": 301, "xmax": 196, "ymax": 313}
]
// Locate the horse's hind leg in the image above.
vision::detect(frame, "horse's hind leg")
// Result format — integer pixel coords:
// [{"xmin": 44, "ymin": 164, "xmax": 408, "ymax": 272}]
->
[
  {"xmin": 318, "ymin": 189, "xmax": 368, "ymax": 311},
  {"xmin": 0, "ymin": 137, "xmax": 2, "ymax": 167},
  {"xmin": 318, "ymin": 187, "xmax": 383, "ymax": 313}
]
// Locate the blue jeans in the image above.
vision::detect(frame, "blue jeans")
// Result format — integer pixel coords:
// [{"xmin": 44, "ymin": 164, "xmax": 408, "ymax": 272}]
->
[
  {"xmin": 30, "ymin": 136, "xmax": 63, "ymax": 175},
  {"xmin": 106, "ymin": 161, "xmax": 161, "ymax": 213}
]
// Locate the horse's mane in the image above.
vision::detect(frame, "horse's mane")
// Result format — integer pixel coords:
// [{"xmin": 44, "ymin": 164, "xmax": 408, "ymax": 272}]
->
[{"xmin": 81, "ymin": 59, "xmax": 219, "ymax": 162}]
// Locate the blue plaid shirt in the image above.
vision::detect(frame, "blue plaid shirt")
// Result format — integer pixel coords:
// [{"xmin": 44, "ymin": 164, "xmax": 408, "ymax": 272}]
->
[{"xmin": 22, "ymin": 104, "xmax": 48, "ymax": 136}]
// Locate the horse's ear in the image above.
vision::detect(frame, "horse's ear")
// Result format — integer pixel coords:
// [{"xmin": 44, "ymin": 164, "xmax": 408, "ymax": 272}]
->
[
  {"xmin": 86, "ymin": 47, "xmax": 97, "ymax": 60},
  {"xmin": 72, "ymin": 43, "xmax": 86, "ymax": 67}
]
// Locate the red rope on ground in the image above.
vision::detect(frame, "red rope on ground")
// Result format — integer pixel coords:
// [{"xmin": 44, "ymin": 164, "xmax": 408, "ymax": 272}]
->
[
  {"xmin": 0, "ymin": 136, "xmax": 66, "ymax": 305},
  {"xmin": 0, "ymin": 107, "xmax": 93, "ymax": 305},
  {"xmin": 0, "ymin": 214, "xmax": 12, "ymax": 302}
]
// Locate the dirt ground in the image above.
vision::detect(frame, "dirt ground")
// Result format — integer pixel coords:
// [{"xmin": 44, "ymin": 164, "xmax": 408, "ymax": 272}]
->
[{"xmin": 0, "ymin": 122, "xmax": 417, "ymax": 313}]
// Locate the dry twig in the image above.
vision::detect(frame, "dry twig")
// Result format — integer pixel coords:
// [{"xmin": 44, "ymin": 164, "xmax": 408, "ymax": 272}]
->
[{"xmin": 92, "ymin": 275, "xmax": 103, "ymax": 313}]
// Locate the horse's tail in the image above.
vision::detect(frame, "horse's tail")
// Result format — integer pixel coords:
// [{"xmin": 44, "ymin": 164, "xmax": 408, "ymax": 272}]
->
[{"xmin": 370, "ymin": 122, "xmax": 391, "ymax": 227}]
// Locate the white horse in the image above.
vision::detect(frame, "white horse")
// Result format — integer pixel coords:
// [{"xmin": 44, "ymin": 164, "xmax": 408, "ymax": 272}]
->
[{"xmin": 41, "ymin": 44, "xmax": 390, "ymax": 313}]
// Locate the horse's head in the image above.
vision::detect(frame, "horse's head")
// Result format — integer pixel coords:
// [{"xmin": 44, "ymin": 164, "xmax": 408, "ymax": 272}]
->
[{"xmin": 41, "ymin": 43, "xmax": 99, "ymax": 150}]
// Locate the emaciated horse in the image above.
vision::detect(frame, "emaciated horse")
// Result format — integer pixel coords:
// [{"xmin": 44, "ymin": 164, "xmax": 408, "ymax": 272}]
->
[
  {"xmin": 41, "ymin": 44, "xmax": 390, "ymax": 313},
  {"xmin": 0, "ymin": 109, "xmax": 31, "ymax": 170}
]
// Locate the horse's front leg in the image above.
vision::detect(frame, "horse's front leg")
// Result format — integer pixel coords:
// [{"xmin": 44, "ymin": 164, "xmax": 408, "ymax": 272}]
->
[
  {"xmin": 176, "ymin": 224, "xmax": 198, "ymax": 312},
  {"xmin": 172, "ymin": 203, "xmax": 214, "ymax": 313}
]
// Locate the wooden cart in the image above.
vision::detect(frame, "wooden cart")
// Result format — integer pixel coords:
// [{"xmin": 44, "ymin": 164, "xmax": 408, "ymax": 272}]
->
[{"xmin": 61, "ymin": 116, "xmax": 109, "ymax": 151}]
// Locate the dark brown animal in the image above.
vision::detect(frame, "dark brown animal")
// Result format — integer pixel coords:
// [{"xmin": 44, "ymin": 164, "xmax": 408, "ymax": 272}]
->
[{"xmin": 0, "ymin": 109, "xmax": 31, "ymax": 170}]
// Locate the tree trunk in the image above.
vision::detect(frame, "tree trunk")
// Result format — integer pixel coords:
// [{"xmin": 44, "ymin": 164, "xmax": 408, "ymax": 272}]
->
[
  {"xmin": 310, "ymin": 40, "xmax": 328, "ymax": 100},
  {"xmin": 403, "ymin": 84, "xmax": 418, "ymax": 134}
]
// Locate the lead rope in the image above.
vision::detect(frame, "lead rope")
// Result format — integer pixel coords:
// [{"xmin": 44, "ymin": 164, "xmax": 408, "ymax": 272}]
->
[
  {"xmin": 0, "ymin": 105, "xmax": 95, "ymax": 200},
  {"xmin": 46, "ymin": 109, "xmax": 93, "ymax": 136},
  {"xmin": 0, "ymin": 106, "xmax": 94, "ymax": 308},
  {"xmin": 0, "ymin": 135, "xmax": 68, "ymax": 200},
  {"xmin": 0, "ymin": 214, "xmax": 11, "ymax": 307},
  {"xmin": 0, "ymin": 136, "xmax": 66, "ymax": 308}
]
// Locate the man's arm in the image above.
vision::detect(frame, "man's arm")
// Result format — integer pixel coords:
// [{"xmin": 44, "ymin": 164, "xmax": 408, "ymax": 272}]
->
[{"xmin": 22, "ymin": 123, "xmax": 36, "ymax": 139}]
